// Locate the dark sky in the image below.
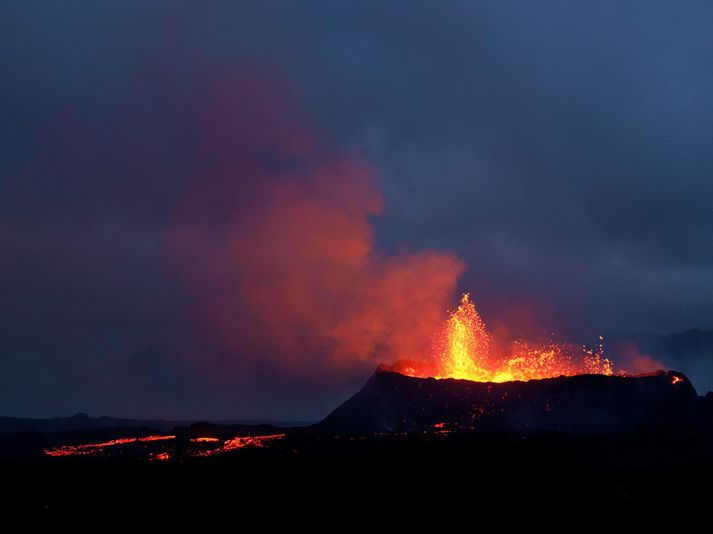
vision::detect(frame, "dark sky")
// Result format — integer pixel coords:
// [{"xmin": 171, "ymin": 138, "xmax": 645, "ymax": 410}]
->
[{"xmin": 2, "ymin": 1, "xmax": 712, "ymax": 419}]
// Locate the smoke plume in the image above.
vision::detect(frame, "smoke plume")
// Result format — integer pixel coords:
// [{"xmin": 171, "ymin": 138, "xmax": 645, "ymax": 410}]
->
[{"xmin": 166, "ymin": 70, "xmax": 464, "ymax": 381}]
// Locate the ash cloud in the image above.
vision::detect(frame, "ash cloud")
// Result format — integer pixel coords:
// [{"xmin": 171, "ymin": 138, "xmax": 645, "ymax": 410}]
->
[{"xmin": 166, "ymin": 71, "xmax": 464, "ymax": 380}]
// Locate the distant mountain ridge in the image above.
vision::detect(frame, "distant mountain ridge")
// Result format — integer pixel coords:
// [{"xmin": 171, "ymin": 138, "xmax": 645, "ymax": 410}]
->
[{"xmin": 0, "ymin": 412, "xmax": 312, "ymax": 434}]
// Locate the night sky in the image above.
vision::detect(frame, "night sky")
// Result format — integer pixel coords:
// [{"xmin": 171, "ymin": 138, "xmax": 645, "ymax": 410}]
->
[{"xmin": 2, "ymin": 1, "xmax": 713, "ymax": 420}]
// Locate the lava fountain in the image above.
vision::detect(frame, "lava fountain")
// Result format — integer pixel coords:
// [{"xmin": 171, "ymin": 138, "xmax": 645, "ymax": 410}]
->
[
  {"xmin": 318, "ymin": 293, "xmax": 692, "ymax": 434},
  {"xmin": 391, "ymin": 293, "xmax": 616, "ymax": 382}
]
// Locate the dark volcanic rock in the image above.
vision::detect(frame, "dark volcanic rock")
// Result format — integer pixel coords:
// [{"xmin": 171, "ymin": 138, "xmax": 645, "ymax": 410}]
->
[{"xmin": 316, "ymin": 368, "xmax": 699, "ymax": 433}]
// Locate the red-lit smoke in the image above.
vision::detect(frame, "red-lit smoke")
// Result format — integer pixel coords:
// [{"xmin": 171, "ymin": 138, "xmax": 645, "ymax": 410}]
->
[{"xmin": 166, "ymin": 70, "xmax": 464, "ymax": 379}]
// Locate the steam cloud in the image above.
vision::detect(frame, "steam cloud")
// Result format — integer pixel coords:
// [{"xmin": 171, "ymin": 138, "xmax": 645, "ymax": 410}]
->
[{"xmin": 166, "ymin": 71, "xmax": 464, "ymax": 380}]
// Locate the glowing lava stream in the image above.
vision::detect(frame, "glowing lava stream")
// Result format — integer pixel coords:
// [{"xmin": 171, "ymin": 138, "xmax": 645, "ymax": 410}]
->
[
  {"xmin": 398, "ymin": 293, "xmax": 615, "ymax": 383},
  {"xmin": 43, "ymin": 435, "xmax": 175, "ymax": 457},
  {"xmin": 194, "ymin": 433, "xmax": 286, "ymax": 457},
  {"xmin": 43, "ymin": 433, "xmax": 287, "ymax": 459}
]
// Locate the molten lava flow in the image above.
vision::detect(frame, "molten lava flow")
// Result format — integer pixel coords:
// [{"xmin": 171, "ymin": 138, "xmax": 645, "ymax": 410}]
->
[
  {"xmin": 194, "ymin": 433, "xmax": 286, "ymax": 457},
  {"xmin": 44, "ymin": 438, "xmax": 136, "ymax": 457},
  {"xmin": 43, "ymin": 435, "xmax": 175, "ymax": 457},
  {"xmin": 399, "ymin": 293, "xmax": 617, "ymax": 383},
  {"xmin": 139, "ymin": 435, "xmax": 176, "ymax": 442},
  {"xmin": 43, "ymin": 432, "xmax": 286, "ymax": 460},
  {"xmin": 223, "ymin": 433, "xmax": 285, "ymax": 451}
]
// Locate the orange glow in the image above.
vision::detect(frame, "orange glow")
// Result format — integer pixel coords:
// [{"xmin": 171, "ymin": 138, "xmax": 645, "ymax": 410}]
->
[
  {"xmin": 437, "ymin": 294, "xmax": 490, "ymax": 380},
  {"xmin": 45, "ymin": 437, "xmax": 138, "ymax": 457},
  {"xmin": 43, "ymin": 435, "xmax": 175, "ymax": 457},
  {"xmin": 139, "ymin": 435, "xmax": 176, "ymax": 442},
  {"xmin": 223, "ymin": 433, "xmax": 285, "ymax": 451},
  {"xmin": 671, "ymin": 375, "xmax": 683, "ymax": 384},
  {"xmin": 44, "ymin": 432, "xmax": 285, "ymax": 460},
  {"xmin": 195, "ymin": 433, "xmax": 286, "ymax": 457},
  {"xmin": 400, "ymin": 293, "xmax": 617, "ymax": 383}
]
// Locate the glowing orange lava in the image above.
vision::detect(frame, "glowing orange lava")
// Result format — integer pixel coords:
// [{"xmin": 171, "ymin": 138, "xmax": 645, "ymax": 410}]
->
[
  {"xmin": 139, "ymin": 434, "xmax": 176, "ymax": 442},
  {"xmin": 399, "ymin": 293, "xmax": 616, "ymax": 383},
  {"xmin": 43, "ymin": 432, "xmax": 286, "ymax": 460},
  {"xmin": 671, "ymin": 375, "xmax": 683, "ymax": 384},
  {"xmin": 43, "ymin": 435, "xmax": 175, "ymax": 457},
  {"xmin": 223, "ymin": 433, "xmax": 285, "ymax": 451},
  {"xmin": 195, "ymin": 433, "xmax": 286, "ymax": 457}
]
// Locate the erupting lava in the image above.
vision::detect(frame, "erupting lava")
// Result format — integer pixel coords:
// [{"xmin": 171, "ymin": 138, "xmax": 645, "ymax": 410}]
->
[{"xmin": 396, "ymin": 293, "xmax": 616, "ymax": 383}]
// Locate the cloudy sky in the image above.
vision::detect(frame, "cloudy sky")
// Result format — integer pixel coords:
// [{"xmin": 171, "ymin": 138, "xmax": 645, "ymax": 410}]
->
[{"xmin": 2, "ymin": 1, "xmax": 712, "ymax": 419}]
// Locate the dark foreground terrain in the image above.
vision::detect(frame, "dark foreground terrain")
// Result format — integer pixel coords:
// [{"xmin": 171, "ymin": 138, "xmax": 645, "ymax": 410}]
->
[
  {"xmin": 4, "ymin": 369, "xmax": 713, "ymax": 531},
  {"xmin": 4, "ymin": 430, "xmax": 713, "ymax": 531}
]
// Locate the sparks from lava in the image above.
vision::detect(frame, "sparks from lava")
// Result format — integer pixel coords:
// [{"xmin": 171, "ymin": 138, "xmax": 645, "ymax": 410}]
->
[{"xmin": 398, "ymin": 293, "xmax": 616, "ymax": 383}]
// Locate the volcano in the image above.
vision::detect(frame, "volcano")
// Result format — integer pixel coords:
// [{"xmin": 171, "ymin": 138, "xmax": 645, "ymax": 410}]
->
[{"xmin": 317, "ymin": 367, "xmax": 698, "ymax": 433}]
